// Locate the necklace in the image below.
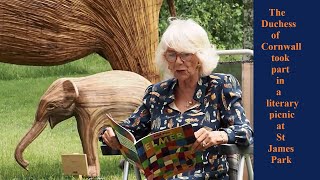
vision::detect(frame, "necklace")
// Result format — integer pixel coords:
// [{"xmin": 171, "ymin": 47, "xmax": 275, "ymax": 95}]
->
[
  {"xmin": 185, "ymin": 100, "xmax": 194, "ymax": 108},
  {"xmin": 179, "ymin": 90, "xmax": 194, "ymax": 108},
  {"xmin": 176, "ymin": 85, "xmax": 196, "ymax": 108}
]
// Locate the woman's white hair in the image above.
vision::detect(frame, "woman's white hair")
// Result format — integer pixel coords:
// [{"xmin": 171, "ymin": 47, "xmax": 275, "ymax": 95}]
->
[{"xmin": 156, "ymin": 18, "xmax": 219, "ymax": 80}]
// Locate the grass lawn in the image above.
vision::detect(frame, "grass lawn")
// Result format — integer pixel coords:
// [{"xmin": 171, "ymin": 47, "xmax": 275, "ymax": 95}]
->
[{"xmin": 0, "ymin": 76, "xmax": 138, "ymax": 179}]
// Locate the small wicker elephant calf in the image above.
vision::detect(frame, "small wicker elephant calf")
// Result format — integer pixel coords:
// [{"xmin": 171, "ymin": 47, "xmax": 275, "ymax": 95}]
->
[{"xmin": 14, "ymin": 70, "xmax": 151, "ymax": 177}]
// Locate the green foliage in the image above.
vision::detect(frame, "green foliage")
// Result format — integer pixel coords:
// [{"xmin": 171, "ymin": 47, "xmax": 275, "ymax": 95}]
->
[{"xmin": 159, "ymin": 0, "xmax": 244, "ymax": 50}]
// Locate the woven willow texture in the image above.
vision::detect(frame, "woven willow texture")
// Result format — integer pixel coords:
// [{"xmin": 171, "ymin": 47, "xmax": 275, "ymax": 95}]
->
[{"xmin": 0, "ymin": 0, "xmax": 163, "ymax": 82}]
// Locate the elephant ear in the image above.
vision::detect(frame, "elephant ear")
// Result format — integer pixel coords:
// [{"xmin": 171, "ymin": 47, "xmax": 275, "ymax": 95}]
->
[{"xmin": 62, "ymin": 80, "xmax": 79, "ymax": 108}]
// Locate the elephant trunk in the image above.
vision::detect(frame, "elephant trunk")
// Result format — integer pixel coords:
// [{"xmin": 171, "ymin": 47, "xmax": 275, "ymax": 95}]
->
[{"xmin": 14, "ymin": 119, "xmax": 48, "ymax": 170}]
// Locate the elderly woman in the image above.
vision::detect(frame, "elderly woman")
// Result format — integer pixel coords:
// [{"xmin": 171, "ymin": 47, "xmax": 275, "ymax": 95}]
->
[{"xmin": 101, "ymin": 18, "xmax": 253, "ymax": 180}]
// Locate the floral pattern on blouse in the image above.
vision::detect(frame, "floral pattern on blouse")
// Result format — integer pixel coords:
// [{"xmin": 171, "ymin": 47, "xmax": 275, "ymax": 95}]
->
[{"xmin": 120, "ymin": 73, "xmax": 254, "ymax": 180}]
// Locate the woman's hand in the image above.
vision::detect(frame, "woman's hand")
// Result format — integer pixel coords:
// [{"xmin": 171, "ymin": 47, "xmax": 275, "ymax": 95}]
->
[
  {"xmin": 101, "ymin": 127, "xmax": 121, "ymax": 150},
  {"xmin": 192, "ymin": 128, "xmax": 228, "ymax": 151}
]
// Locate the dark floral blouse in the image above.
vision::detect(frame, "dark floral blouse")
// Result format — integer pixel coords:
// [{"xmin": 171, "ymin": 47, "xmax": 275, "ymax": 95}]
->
[{"xmin": 120, "ymin": 73, "xmax": 254, "ymax": 180}]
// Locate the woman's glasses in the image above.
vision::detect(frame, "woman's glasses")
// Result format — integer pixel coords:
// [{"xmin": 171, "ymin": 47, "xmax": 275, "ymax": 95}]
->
[{"xmin": 164, "ymin": 51, "xmax": 194, "ymax": 62}]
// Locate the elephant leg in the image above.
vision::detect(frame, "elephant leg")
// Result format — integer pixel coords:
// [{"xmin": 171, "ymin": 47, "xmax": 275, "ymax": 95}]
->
[
  {"xmin": 76, "ymin": 116, "xmax": 101, "ymax": 177},
  {"xmin": 78, "ymin": 130, "xmax": 101, "ymax": 177}
]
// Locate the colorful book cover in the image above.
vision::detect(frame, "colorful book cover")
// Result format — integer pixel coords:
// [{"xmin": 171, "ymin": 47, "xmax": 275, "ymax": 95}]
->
[{"xmin": 107, "ymin": 114, "xmax": 203, "ymax": 180}]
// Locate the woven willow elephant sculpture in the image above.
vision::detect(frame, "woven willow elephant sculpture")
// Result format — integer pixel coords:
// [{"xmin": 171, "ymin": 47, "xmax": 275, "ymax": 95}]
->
[
  {"xmin": 0, "ymin": 0, "xmax": 164, "ymax": 82},
  {"xmin": 14, "ymin": 71, "xmax": 151, "ymax": 177}
]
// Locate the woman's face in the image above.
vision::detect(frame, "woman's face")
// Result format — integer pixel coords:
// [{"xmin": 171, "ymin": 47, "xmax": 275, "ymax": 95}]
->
[{"xmin": 165, "ymin": 48, "xmax": 200, "ymax": 81}]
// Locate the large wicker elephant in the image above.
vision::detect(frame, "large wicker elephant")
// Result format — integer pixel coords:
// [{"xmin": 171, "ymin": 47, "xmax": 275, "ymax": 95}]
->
[
  {"xmin": 14, "ymin": 70, "xmax": 151, "ymax": 177},
  {"xmin": 0, "ymin": 0, "xmax": 165, "ymax": 83}
]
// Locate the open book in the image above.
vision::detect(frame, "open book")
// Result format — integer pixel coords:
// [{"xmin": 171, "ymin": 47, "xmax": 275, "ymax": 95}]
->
[{"xmin": 107, "ymin": 114, "xmax": 202, "ymax": 180}]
